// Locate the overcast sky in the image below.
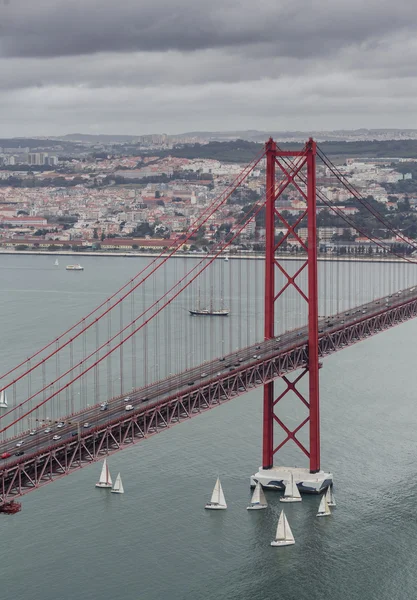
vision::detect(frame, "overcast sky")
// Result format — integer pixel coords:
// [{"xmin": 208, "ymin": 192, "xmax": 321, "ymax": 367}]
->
[{"xmin": 0, "ymin": 0, "xmax": 416, "ymax": 137}]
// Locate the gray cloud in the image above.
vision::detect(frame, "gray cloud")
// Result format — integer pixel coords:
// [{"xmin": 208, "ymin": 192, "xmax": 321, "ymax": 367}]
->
[
  {"xmin": 0, "ymin": 0, "xmax": 416, "ymax": 58},
  {"xmin": 0, "ymin": 0, "xmax": 416, "ymax": 135}
]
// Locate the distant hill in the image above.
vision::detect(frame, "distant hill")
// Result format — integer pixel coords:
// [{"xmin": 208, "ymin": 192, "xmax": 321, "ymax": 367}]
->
[
  {"xmin": 46, "ymin": 129, "xmax": 417, "ymax": 144},
  {"xmin": 61, "ymin": 133, "xmax": 140, "ymax": 143},
  {"xmin": 174, "ymin": 129, "xmax": 417, "ymax": 143},
  {"xmin": 157, "ymin": 139, "xmax": 417, "ymax": 163}
]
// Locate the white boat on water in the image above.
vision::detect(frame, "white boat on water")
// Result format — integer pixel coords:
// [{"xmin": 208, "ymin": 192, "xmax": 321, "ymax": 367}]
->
[
  {"xmin": 66, "ymin": 264, "xmax": 84, "ymax": 271},
  {"xmin": 54, "ymin": 258, "xmax": 59, "ymax": 266},
  {"xmin": 280, "ymin": 473, "xmax": 302, "ymax": 503},
  {"xmin": 95, "ymin": 459, "xmax": 112, "ymax": 488},
  {"xmin": 111, "ymin": 472, "xmax": 124, "ymax": 494},
  {"xmin": 0, "ymin": 389, "xmax": 7, "ymax": 409},
  {"xmin": 270, "ymin": 510, "xmax": 295, "ymax": 547},
  {"xmin": 316, "ymin": 494, "xmax": 331, "ymax": 517},
  {"xmin": 326, "ymin": 485, "xmax": 336, "ymax": 507},
  {"xmin": 224, "ymin": 256, "xmax": 229, "ymax": 262},
  {"xmin": 205, "ymin": 477, "xmax": 227, "ymax": 510},
  {"xmin": 247, "ymin": 481, "xmax": 268, "ymax": 510}
]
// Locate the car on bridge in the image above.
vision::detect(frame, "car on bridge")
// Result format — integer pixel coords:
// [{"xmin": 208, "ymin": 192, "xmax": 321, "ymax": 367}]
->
[
  {"xmin": 125, "ymin": 404, "xmax": 134, "ymax": 411},
  {"xmin": 52, "ymin": 435, "xmax": 61, "ymax": 441},
  {"xmin": 1, "ymin": 452, "xmax": 11, "ymax": 459}
]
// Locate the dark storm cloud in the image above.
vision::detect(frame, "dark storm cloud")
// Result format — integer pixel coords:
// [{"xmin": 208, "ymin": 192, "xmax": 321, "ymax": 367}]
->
[{"xmin": 0, "ymin": 0, "xmax": 416, "ymax": 59}]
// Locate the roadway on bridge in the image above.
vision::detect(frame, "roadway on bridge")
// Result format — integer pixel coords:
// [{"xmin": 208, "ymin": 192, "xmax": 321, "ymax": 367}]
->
[{"xmin": 0, "ymin": 285, "xmax": 413, "ymax": 469}]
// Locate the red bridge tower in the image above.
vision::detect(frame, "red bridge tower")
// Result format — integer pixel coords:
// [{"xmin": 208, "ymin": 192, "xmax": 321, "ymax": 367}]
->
[{"xmin": 251, "ymin": 138, "xmax": 333, "ymax": 494}]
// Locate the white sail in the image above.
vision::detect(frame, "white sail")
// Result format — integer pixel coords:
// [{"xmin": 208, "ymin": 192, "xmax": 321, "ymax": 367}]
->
[
  {"xmin": 210, "ymin": 477, "xmax": 226, "ymax": 506},
  {"xmin": 95, "ymin": 459, "xmax": 112, "ymax": 488},
  {"xmin": 54, "ymin": 259, "xmax": 59, "ymax": 266},
  {"xmin": 205, "ymin": 477, "xmax": 227, "ymax": 509},
  {"xmin": 280, "ymin": 473, "xmax": 302, "ymax": 502},
  {"xmin": 252, "ymin": 482, "xmax": 261, "ymax": 504},
  {"xmin": 247, "ymin": 482, "xmax": 268, "ymax": 510},
  {"xmin": 210, "ymin": 477, "xmax": 221, "ymax": 504},
  {"xmin": 316, "ymin": 494, "xmax": 331, "ymax": 517},
  {"xmin": 217, "ymin": 480, "xmax": 226, "ymax": 506},
  {"xmin": 0, "ymin": 390, "xmax": 8, "ymax": 408},
  {"xmin": 326, "ymin": 486, "xmax": 336, "ymax": 507},
  {"xmin": 111, "ymin": 472, "xmax": 124, "ymax": 494},
  {"xmin": 271, "ymin": 510, "xmax": 295, "ymax": 546}
]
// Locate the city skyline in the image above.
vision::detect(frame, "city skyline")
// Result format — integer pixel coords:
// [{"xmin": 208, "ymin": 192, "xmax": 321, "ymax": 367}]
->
[{"xmin": 1, "ymin": 1, "xmax": 416, "ymax": 136}]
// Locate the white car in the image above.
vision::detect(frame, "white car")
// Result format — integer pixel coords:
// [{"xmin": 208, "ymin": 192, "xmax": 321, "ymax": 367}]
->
[
  {"xmin": 125, "ymin": 404, "xmax": 134, "ymax": 411},
  {"xmin": 29, "ymin": 430, "xmax": 36, "ymax": 436},
  {"xmin": 57, "ymin": 422, "xmax": 64, "ymax": 428},
  {"xmin": 15, "ymin": 440, "xmax": 24, "ymax": 447},
  {"xmin": 52, "ymin": 435, "xmax": 61, "ymax": 441},
  {"xmin": 123, "ymin": 396, "xmax": 131, "ymax": 403},
  {"xmin": 83, "ymin": 422, "xmax": 90, "ymax": 428},
  {"xmin": 44, "ymin": 427, "xmax": 52, "ymax": 434}
]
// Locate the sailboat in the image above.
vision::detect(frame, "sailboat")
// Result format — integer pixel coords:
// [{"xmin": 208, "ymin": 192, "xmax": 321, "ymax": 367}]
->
[
  {"xmin": 205, "ymin": 477, "xmax": 227, "ymax": 510},
  {"xmin": 326, "ymin": 485, "xmax": 336, "ymax": 507},
  {"xmin": 189, "ymin": 307, "xmax": 229, "ymax": 316},
  {"xmin": 54, "ymin": 258, "xmax": 59, "ymax": 266},
  {"xmin": 247, "ymin": 481, "xmax": 268, "ymax": 510},
  {"xmin": 224, "ymin": 256, "xmax": 229, "ymax": 262},
  {"xmin": 0, "ymin": 390, "xmax": 7, "ymax": 409},
  {"xmin": 280, "ymin": 473, "xmax": 302, "ymax": 503},
  {"xmin": 270, "ymin": 510, "xmax": 295, "ymax": 547},
  {"xmin": 190, "ymin": 271, "xmax": 229, "ymax": 316},
  {"xmin": 95, "ymin": 458, "xmax": 112, "ymax": 488},
  {"xmin": 316, "ymin": 494, "xmax": 331, "ymax": 517},
  {"xmin": 111, "ymin": 473, "xmax": 124, "ymax": 494}
]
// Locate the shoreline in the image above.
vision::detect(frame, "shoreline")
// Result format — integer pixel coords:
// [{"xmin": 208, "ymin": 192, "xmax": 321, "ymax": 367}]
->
[{"xmin": 0, "ymin": 249, "xmax": 412, "ymax": 264}]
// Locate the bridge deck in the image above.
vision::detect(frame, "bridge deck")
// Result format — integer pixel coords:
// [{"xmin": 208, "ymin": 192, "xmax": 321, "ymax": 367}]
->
[{"xmin": 1, "ymin": 286, "xmax": 416, "ymax": 504}]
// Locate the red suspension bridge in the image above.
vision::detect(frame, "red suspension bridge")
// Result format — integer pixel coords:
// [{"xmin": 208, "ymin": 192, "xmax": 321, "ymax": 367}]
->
[{"xmin": 1, "ymin": 138, "xmax": 417, "ymax": 512}]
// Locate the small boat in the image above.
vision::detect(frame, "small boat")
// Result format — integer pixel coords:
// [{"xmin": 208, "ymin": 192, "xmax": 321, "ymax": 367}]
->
[
  {"xmin": 189, "ymin": 308, "xmax": 229, "ymax": 317},
  {"xmin": 111, "ymin": 472, "xmax": 124, "ymax": 494},
  {"xmin": 316, "ymin": 494, "xmax": 331, "ymax": 517},
  {"xmin": 66, "ymin": 264, "xmax": 84, "ymax": 271},
  {"xmin": 54, "ymin": 258, "xmax": 59, "ymax": 266},
  {"xmin": 326, "ymin": 485, "xmax": 336, "ymax": 507},
  {"xmin": 95, "ymin": 458, "xmax": 112, "ymax": 488},
  {"xmin": 0, "ymin": 500, "xmax": 22, "ymax": 514},
  {"xmin": 205, "ymin": 477, "xmax": 227, "ymax": 510},
  {"xmin": 224, "ymin": 256, "xmax": 229, "ymax": 262},
  {"xmin": 270, "ymin": 510, "xmax": 295, "ymax": 547},
  {"xmin": 0, "ymin": 389, "xmax": 8, "ymax": 409},
  {"xmin": 280, "ymin": 473, "xmax": 302, "ymax": 503},
  {"xmin": 247, "ymin": 481, "xmax": 268, "ymax": 510}
]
